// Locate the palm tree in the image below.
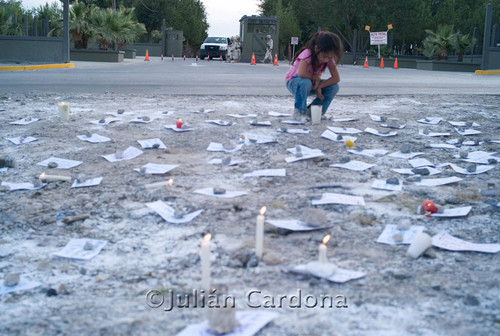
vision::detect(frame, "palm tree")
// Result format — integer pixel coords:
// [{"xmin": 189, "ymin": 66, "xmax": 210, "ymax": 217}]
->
[
  {"xmin": 422, "ymin": 25, "xmax": 457, "ymax": 60},
  {"xmin": 455, "ymin": 33, "xmax": 475, "ymax": 62},
  {"xmin": 69, "ymin": 1, "xmax": 94, "ymax": 49}
]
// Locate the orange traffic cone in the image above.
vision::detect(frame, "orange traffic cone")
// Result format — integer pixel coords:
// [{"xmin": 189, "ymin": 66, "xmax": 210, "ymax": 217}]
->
[
  {"xmin": 380, "ymin": 57, "xmax": 384, "ymax": 68},
  {"xmin": 363, "ymin": 56, "xmax": 368, "ymax": 68},
  {"xmin": 144, "ymin": 49, "xmax": 150, "ymax": 61},
  {"xmin": 273, "ymin": 53, "xmax": 279, "ymax": 66},
  {"xmin": 250, "ymin": 52, "xmax": 256, "ymax": 65},
  {"xmin": 394, "ymin": 58, "xmax": 399, "ymax": 69}
]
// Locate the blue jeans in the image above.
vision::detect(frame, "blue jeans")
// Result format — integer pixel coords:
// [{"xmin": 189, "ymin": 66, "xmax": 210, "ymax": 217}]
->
[{"xmin": 286, "ymin": 77, "xmax": 339, "ymax": 114}]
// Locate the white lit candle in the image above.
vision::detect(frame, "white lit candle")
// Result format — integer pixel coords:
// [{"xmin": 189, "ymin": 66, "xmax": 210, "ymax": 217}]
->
[
  {"xmin": 145, "ymin": 178, "xmax": 174, "ymax": 190},
  {"xmin": 319, "ymin": 234, "xmax": 330, "ymax": 263},
  {"xmin": 255, "ymin": 206, "xmax": 266, "ymax": 259},
  {"xmin": 201, "ymin": 233, "xmax": 211, "ymax": 291},
  {"xmin": 39, "ymin": 172, "xmax": 71, "ymax": 182}
]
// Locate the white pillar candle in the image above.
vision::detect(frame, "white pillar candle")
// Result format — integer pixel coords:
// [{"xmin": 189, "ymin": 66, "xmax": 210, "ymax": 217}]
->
[
  {"xmin": 407, "ymin": 232, "xmax": 432, "ymax": 259},
  {"xmin": 58, "ymin": 102, "xmax": 69, "ymax": 122},
  {"xmin": 39, "ymin": 172, "xmax": 71, "ymax": 182},
  {"xmin": 145, "ymin": 178, "xmax": 173, "ymax": 190},
  {"xmin": 201, "ymin": 234, "xmax": 211, "ymax": 291},
  {"xmin": 255, "ymin": 206, "xmax": 266, "ymax": 259},
  {"xmin": 319, "ymin": 234, "xmax": 331, "ymax": 263}
]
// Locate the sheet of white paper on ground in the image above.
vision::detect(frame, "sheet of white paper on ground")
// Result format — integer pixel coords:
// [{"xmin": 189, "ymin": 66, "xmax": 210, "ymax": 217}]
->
[
  {"xmin": 454, "ymin": 128, "xmax": 482, "ymax": 136},
  {"xmin": 89, "ymin": 117, "xmax": 121, "ymax": 125},
  {"xmin": 0, "ymin": 167, "xmax": 7, "ymax": 172},
  {"xmin": 428, "ymin": 143, "xmax": 457, "ymax": 149},
  {"xmin": 205, "ymin": 120, "xmax": 234, "ymax": 126},
  {"xmin": 268, "ymin": 111, "xmax": 290, "ymax": 117},
  {"xmin": 77, "ymin": 133, "xmax": 111, "ymax": 143},
  {"xmin": 175, "ymin": 310, "xmax": 278, "ymax": 336},
  {"xmin": 146, "ymin": 200, "xmax": 203, "ymax": 224},
  {"xmin": 388, "ymin": 151, "xmax": 424, "ymax": 159},
  {"xmin": 129, "ymin": 116, "xmax": 157, "ymax": 123},
  {"xmin": 194, "ymin": 188, "xmax": 248, "ymax": 198},
  {"xmin": 137, "ymin": 138, "xmax": 167, "ymax": 149},
  {"xmin": 376, "ymin": 225, "xmax": 425, "ymax": 245},
  {"xmin": 52, "ymin": 238, "xmax": 107, "ymax": 260},
  {"xmin": 408, "ymin": 158, "xmax": 435, "ymax": 168},
  {"xmin": 243, "ymin": 169, "xmax": 286, "ymax": 177},
  {"xmin": 330, "ymin": 160, "xmax": 375, "ymax": 172},
  {"xmin": 250, "ymin": 120, "xmax": 272, "ymax": 126},
  {"xmin": 448, "ymin": 163, "xmax": 495, "ymax": 175},
  {"xmin": 431, "ymin": 206, "xmax": 472, "ymax": 218},
  {"xmin": 191, "ymin": 109, "xmax": 216, "ymax": 114},
  {"xmin": 102, "ymin": 146, "xmax": 143, "ymax": 162},
  {"xmin": 106, "ymin": 111, "xmax": 135, "ymax": 117},
  {"xmin": 414, "ymin": 176, "xmax": 462, "ymax": 186},
  {"xmin": 267, "ymin": 219, "xmax": 326, "ymax": 231},
  {"xmin": 38, "ymin": 156, "xmax": 83, "ymax": 169},
  {"xmin": 286, "ymin": 145, "xmax": 324, "ymax": 163},
  {"xmin": 280, "ymin": 120, "xmax": 304, "ymax": 125},
  {"xmin": 371, "ymin": 179, "xmax": 403, "ymax": 191},
  {"xmin": 71, "ymin": 177, "xmax": 103, "ymax": 188},
  {"xmin": 277, "ymin": 128, "xmax": 310, "ymax": 134},
  {"xmin": 290, "ymin": 264, "xmax": 366, "ymax": 283},
  {"xmin": 432, "ymin": 231, "xmax": 500, "ymax": 253},
  {"xmin": 312, "ymin": 192, "xmax": 365, "ymax": 206},
  {"xmin": 10, "ymin": 117, "xmax": 40, "ymax": 125},
  {"xmin": 0, "ymin": 276, "xmax": 41, "ymax": 295},
  {"xmin": 364, "ymin": 127, "xmax": 397, "ymax": 137},
  {"xmin": 207, "ymin": 158, "xmax": 243, "ymax": 166},
  {"xmin": 417, "ymin": 117, "xmax": 442, "ymax": 125},
  {"xmin": 164, "ymin": 125, "xmax": 194, "ymax": 132},
  {"xmin": 7, "ymin": 136, "xmax": 37, "ymax": 144},
  {"xmin": 331, "ymin": 117, "xmax": 358, "ymax": 122},
  {"xmin": 418, "ymin": 129, "xmax": 450, "ymax": 137},
  {"xmin": 369, "ymin": 114, "xmax": 384, "ymax": 122},
  {"xmin": 321, "ymin": 130, "xmax": 357, "ymax": 142},
  {"xmin": 1, "ymin": 181, "xmax": 45, "ymax": 191},
  {"xmin": 391, "ymin": 167, "xmax": 441, "ymax": 176},
  {"xmin": 207, "ymin": 142, "xmax": 243, "ymax": 153},
  {"xmin": 134, "ymin": 163, "xmax": 178, "ymax": 174},
  {"xmin": 381, "ymin": 123, "xmax": 406, "ymax": 129},
  {"xmin": 448, "ymin": 121, "xmax": 480, "ymax": 127},
  {"xmin": 348, "ymin": 149, "xmax": 388, "ymax": 158},
  {"xmin": 227, "ymin": 113, "xmax": 257, "ymax": 118},
  {"xmin": 457, "ymin": 151, "xmax": 499, "ymax": 164},
  {"xmin": 328, "ymin": 126, "xmax": 363, "ymax": 134},
  {"xmin": 244, "ymin": 133, "xmax": 277, "ymax": 145}
]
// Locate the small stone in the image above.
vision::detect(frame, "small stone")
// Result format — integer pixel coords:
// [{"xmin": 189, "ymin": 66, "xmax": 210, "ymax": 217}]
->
[
  {"xmin": 249, "ymin": 138, "xmax": 257, "ymax": 143},
  {"xmin": 142, "ymin": 116, "xmax": 150, "ymax": 121},
  {"xmin": 117, "ymin": 109, "xmax": 125, "ymax": 114},
  {"xmin": 115, "ymin": 150, "xmax": 124, "ymax": 160},
  {"xmin": 152, "ymin": 143, "xmax": 160, "ymax": 149},
  {"xmin": 47, "ymin": 161, "xmax": 58, "ymax": 169},
  {"xmin": 483, "ymin": 138, "xmax": 491, "ymax": 143},
  {"xmin": 46, "ymin": 288, "xmax": 58, "ymax": 297},
  {"xmin": 400, "ymin": 144, "xmax": 411, "ymax": 154},
  {"xmin": 3, "ymin": 273, "xmax": 20, "ymax": 287},
  {"xmin": 386, "ymin": 176, "xmax": 399, "ymax": 185},
  {"xmin": 488, "ymin": 158, "xmax": 497, "ymax": 164},
  {"xmin": 423, "ymin": 129, "xmax": 430, "ymax": 135},
  {"xmin": 199, "ymin": 107, "xmax": 205, "ymax": 112},
  {"xmin": 139, "ymin": 167, "xmax": 146, "ymax": 174},
  {"xmin": 459, "ymin": 150, "xmax": 468, "ymax": 159},
  {"xmin": 174, "ymin": 209, "xmax": 184, "ymax": 218},
  {"xmin": 463, "ymin": 294, "xmax": 480, "ymax": 306},
  {"xmin": 221, "ymin": 157, "xmax": 231, "ymax": 166},
  {"xmin": 355, "ymin": 146, "xmax": 363, "ymax": 152},
  {"xmin": 339, "ymin": 156, "xmax": 351, "ymax": 163},
  {"xmin": 295, "ymin": 151, "xmax": 303, "ymax": 158},
  {"xmin": 98, "ymin": 118, "xmax": 106, "ymax": 124},
  {"xmin": 423, "ymin": 247, "xmax": 437, "ymax": 258},
  {"xmin": 213, "ymin": 187, "xmax": 226, "ymax": 195},
  {"xmin": 465, "ymin": 121, "xmax": 473, "ymax": 127},
  {"xmin": 79, "ymin": 267, "xmax": 87, "ymax": 275},
  {"xmin": 336, "ymin": 134, "xmax": 343, "ymax": 141},
  {"xmin": 466, "ymin": 164, "xmax": 477, "ymax": 173},
  {"xmin": 83, "ymin": 242, "xmax": 94, "ymax": 250},
  {"xmin": 295, "ymin": 145, "xmax": 302, "ymax": 153},
  {"xmin": 412, "ymin": 167, "xmax": 430, "ymax": 175},
  {"xmin": 85, "ymin": 131, "xmax": 92, "ymax": 138},
  {"xmin": 446, "ymin": 196, "xmax": 461, "ymax": 205},
  {"xmin": 246, "ymin": 254, "xmax": 259, "ymax": 268},
  {"xmin": 380, "ymin": 116, "xmax": 387, "ymax": 122},
  {"xmin": 392, "ymin": 233, "xmax": 403, "ymax": 242},
  {"xmin": 299, "ymin": 208, "xmax": 327, "ymax": 227}
]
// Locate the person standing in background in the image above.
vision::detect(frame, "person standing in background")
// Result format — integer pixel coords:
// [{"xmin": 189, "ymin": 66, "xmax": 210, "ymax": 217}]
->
[{"xmin": 261, "ymin": 35, "xmax": 273, "ymax": 63}]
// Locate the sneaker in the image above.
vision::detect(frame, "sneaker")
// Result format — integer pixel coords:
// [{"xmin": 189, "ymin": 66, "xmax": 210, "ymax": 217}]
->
[
  {"xmin": 293, "ymin": 108, "xmax": 308, "ymax": 124},
  {"xmin": 321, "ymin": 115, "xmax": 327, "ymax": 120}
]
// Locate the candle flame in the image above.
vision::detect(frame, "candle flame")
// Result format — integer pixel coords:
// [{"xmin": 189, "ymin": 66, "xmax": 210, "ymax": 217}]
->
[
  {"xmin": 40, "ymin": 172, "xmax": 46, "ymax": 179},
  {"xmin": 426, "ymin": 202, "xmax": 432, "ymax": 207},
  {"xmin": 167, "ymin": 178, "xmax": 173, "ymax": 186},
  {"xmin": 260, "ymin": 206, "xmax": 267, "ymax": 216},
  {"xmin": 178, "ymin": 118, "xmax": 182, "ymax": 122},
  {"xmin": 322, "ymin": 234, "xmax": 331, "ymax": 245},
  {"xmin": 204, "ymin": 234, "xmax": 212, "ymax": 241}
]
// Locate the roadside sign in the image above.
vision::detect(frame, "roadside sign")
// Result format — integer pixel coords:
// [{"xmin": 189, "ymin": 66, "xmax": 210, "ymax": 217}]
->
[
  {"xmin": 291, "ymin": 37, "xmax": 298, "ymax": 45},
  {"xmin": 369, "ymin": 32, "xmax": 387, "ymax": 45}
]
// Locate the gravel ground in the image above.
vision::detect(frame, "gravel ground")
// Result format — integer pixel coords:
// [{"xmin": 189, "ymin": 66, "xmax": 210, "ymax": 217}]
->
[{"xmin": 0, "ymin": 92, "xmax": 499, "ymax": 336}]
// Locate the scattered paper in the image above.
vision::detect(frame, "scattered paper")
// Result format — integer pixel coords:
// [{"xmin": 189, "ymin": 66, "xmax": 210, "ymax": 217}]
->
[
  {"xmin": 77, "ymin": 133, "xmax": 111, "ymax": 143},
  {"xmin": 175, "ymin": 311, "xmax": 278, "ymax": 336},
  {"xmin": 328, "ymin": 126, "xmax": 363, "ymax": 134},
  {"xmin": 369, "ymin": 114, "xmax": 384, "ymax": 122},
  {"xmin": 414, "ymin": 176, "xmax": 462, "ymax": 186},
  {"xmin": 249, "ymin": 120, "xmax": 272, "ymax": 126},
  {"xmin": 418, "ymin": 129, "xmax": 450, "ymax": 137},
  {"xmin": 71, "ymin": 177, "xmax": 103, "ymax": 188},
  {"xmin": 391, "ymin": 167, "xmax": 441, "ymax": 176},
  {"xmin": 431, "ymin": 206, "xmax": 472, "ymax": 218},
  {"xmin": 371, "ymin": 179, "xmax": 403, "ymax": 191},
  {"xmin": 268, "ymin": 111, "xmax": 290, "ymax": 117},
  {"xmin": 417, "ymin": 117, "xmax": 442, "ymax": 125},
  {"xmin": 10, "ymin": 117, "xmax": 40, "ymax": 125},
  {"xmin": 381, "ymin": 123, "xmax": 406, "ymax": 129},
  {"xmin": 348, "ymin": 149, "xmax": 388, "ymax": 158},
  {"xmin": 448, "ymin": 163, "xmax": 495, "ymax": 175},
  {"xmin": 6, "ymin": 136, "xmax": 37, "ymax": 145},
  {"xmin": 137, "ymin": 138, "xmax": 167, "ymax": 149},
  {"xmin": 454, "ymin": 128, "xmax": 482, "ymax": 136},
  {"xmin": 312, "ymin": 193, "xmax": 365, "ymax": 206},
  {"xmin": 432, "ymin": 231, "xmax": 500, "ymax": 253},
  {"xmin": 207, "ymin": 142, "xmax": 243, "ymax": 153},
  {"xmin": 427, "ymin": 143, "xmax": 457, "ymax": 149},
  {"xmin": 376, "ymin": 225, "xmax": 425, "ymax": 245},
  {"xmin": 243, "ymin": 169, "xmax": 286, "ymax": 177},
  {"xmin": 267, "ymin": 219, "xmax": 326, "ymax": 231},
  {"xmin": 408, "ymin": 158, "xmax": 434, "ymax": 168},
  {"xmin": 164, "ymin": 125, "xmax": 194, "ymax": 132},
  {"xmin": 134, "ymin": 163, "xmax": 178, "ymax": 175},
  {"xmin": 52, "ymin": 238, "xmax": 107, "ymax": 260},
  {"xmin": 388, "ymin": 151, "xmax": 424, "ymax": 159},
  {"xmin": 0, "ymin": 277, "xmax": 41, "ymax": 295},
  {"xmin": 194, "ymin": 188, "xmax": 248, "ymax": 198},
  {"xmin": 38, "ymin": 157, "xmax": 82, "ymax": 169},
  {"xmin": 448, "ymin": 121, "xmax": 480, "ymax": 127},
  {"xmin": 205, "ymin": 120, "xmax": 234, "ymax": 126},
  {"xmin": 146, "ymin": 200, "xmax": 203, "ymax": 224},
  {"xmin": 89, "ymin": 117, "xmax": 121, "ymax": 125},
  {"xmin": 244, "ymin": 133, "xmax": 277, "ymax": 145},
  {"xmin": 280, "ymin": 120, "xmax": 304, "ymax": 125},
  {"xmin": 286, "ymin": 145, "xmax": 324, "ymax": 163},
  {"xmin": 364, "ymin": 127, "xmax": 397, "ymax": 137},
  {"xmin": 276, "ymin": 128, "xmax": 310, "ymax": 134},
  {"xmin": 1, "ymin": 181, "xmax": 45, "ymax": 191},
  {"xmin": 456, "ymin": 151, "xmax": 499, "ymax": 164},
  {"xmin": 330, "ymin": 160, "xmax": 375, "ymax": 172},
  {"xmin": 207, "ymin": 158, "xmax": 243, "ymax": 166},
  {"xmin": 290, "ymin": 264, "xmax": 366, "ymax": 283},
  {"xmin": 321, "ymin": 130, "xmax": 357, "ymax": 143},
  {"xmin": 330, "ymin": 117, "xmax": 358, "ymax": 122},
  {"xmin": 227, "ymin": 113, "xmax": 257, "ymax": 118},
  {"xmin": 129, "ymin": 116, "xmax": 157, "ymax": 124},
  {"xmin": 102, "ymin": 146, "xmax": 143, "ymax": 162}
]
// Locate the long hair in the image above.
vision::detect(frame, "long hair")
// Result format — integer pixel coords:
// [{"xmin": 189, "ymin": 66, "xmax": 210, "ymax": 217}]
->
[{"xmin": 293, "ymin": 31, "xmax": 344, "ymax": 73}]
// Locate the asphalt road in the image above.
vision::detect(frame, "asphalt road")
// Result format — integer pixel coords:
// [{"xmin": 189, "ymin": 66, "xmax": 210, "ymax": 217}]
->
[{"xmin": 1, "ymin": 57, "xmax": 499, "ymax": 95}]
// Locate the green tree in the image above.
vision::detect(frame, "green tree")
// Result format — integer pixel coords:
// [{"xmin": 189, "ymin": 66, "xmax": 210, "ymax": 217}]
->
[
  {"xmin": 0, "ymin": 0, "xmax": 23, "ymax": 36},
  {"xmin": 69, "ymin": 0, "xmax": 95, "ymax": 48},
  {"xmin": 422, "ymin": 24, "xmax": 457, "ymax": 60},
  {"xmin": 455, "ymin": 33, "xmax": 475, "ymax": 61}
]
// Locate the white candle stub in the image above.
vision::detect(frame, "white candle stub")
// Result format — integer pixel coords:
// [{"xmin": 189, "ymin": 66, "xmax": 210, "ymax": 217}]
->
[
  {"xmin": 255, "ymin": 206, "xmax": 266, "ymax": 259},
  {"xmin": 407, "ymin": 232, "xmax": 432, "ymax": 258},
  {"xmin": 201, "ymin": 234, "xmax": 211, "ymax": 291},
  {"xmin": 39, "ymin": 172, "xmax": 71, "ymax": 182},
  {"xmin": 319, "ymin": 234, "xmax": 330, "ymax": 263},
  {"xmin": 145, "ymin": 178, "xmax": 173, "ymax": 190}
]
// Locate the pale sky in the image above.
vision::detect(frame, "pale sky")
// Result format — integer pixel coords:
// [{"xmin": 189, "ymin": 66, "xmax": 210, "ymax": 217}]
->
[{"xmin": 19, "ymin": 0, "xmax": 261, "ymax": 37}]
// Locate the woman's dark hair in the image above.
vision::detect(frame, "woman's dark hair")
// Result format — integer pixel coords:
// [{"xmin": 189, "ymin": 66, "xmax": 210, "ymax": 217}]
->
[{"xmin": 292, "ymin": 31, "xmax": 344, "ymax": 73}]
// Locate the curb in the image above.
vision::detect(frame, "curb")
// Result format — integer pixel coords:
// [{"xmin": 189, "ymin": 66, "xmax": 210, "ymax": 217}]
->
[
  {"xmin": 0, "ymin": 63, "xmax": 75, "ymax": 71},
  {"xmin": 474, "ymin": 70, "xmax": 500, "ymax": 75}
]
